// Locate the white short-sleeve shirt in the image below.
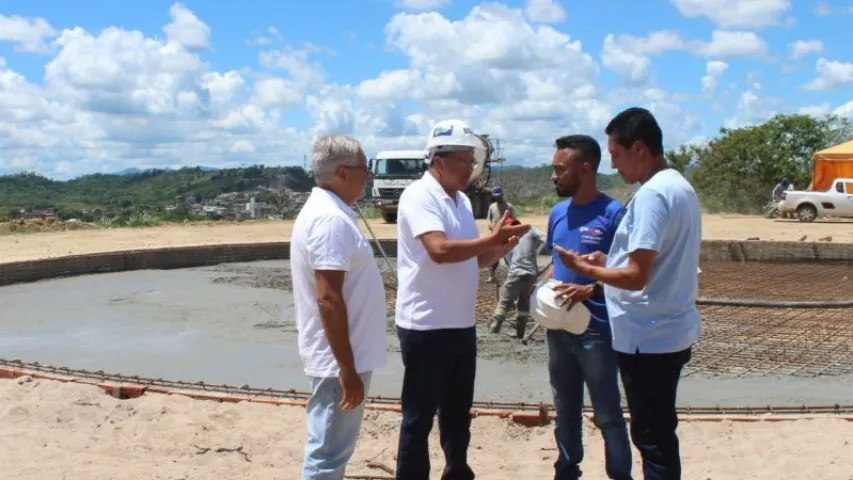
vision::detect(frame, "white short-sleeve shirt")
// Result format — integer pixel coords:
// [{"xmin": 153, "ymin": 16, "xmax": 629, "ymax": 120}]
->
[
  {"xmin": 290, "ymin": 187, "xmax": 387, "ymax": 377},
  {"xmin": 395, "ymin": 172, "xmax": 480, "ymax": 330}
]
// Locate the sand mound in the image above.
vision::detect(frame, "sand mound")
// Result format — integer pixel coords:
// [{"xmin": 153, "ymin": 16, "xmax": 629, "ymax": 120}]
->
[{"xmin": 1, "ymin": 377, "xmax": 851, "ymax": 479}]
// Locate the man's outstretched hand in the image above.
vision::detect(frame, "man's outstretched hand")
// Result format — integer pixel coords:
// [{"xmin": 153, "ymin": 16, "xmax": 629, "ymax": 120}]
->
[
  {"xmin": 554, "ymin": 245, "xmax": 595, "ymax": 274},
  {"xmin": 492, "ymin": 211, "xmax": 530, "ymax": 246}
]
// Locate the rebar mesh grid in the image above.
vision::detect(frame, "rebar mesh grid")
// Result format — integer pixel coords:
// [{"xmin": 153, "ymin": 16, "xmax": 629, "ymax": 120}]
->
[
  {"xmin": 214, "ymin": 260, "xmax": 853, "ymax": 378},
  {"xmin": 686, "ymin": 305, "xmax": 853, "ymax": 377},
  {"xmin": 699, "ymin": 261, "xmax": 853, "ymax": 301}
]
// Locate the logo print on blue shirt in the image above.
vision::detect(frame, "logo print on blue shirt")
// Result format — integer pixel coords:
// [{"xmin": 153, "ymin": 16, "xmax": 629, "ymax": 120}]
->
[{"xmin": 579, "ymin": 225, "xmax": 603, "ymax": 245}]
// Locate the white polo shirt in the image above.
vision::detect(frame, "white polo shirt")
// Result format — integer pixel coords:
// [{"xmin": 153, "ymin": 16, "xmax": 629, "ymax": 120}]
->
[
  {"xmin": 290, "ymin": 187, "xmax": 387, "ymax": 377},
  {"xmin": 395, "ymin": 172, "xmax": 480, "ymax": 330}
]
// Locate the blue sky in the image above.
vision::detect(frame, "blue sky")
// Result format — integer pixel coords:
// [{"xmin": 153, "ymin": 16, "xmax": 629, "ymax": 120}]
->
[{"xmin": 1, "ymin": 0, "xmax": 852, "ymax": 178}]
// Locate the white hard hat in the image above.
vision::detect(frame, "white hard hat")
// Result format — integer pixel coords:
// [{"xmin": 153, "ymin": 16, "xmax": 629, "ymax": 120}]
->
[
  {"xmin": 424, "ymin": 119, "xmax": 485, "ymax": 164},
  {"xmin": 529, "ymin": 279, "xmax": 592, "ymax": 334}
]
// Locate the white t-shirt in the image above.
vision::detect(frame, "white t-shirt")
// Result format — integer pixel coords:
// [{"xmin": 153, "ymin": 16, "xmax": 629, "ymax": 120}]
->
[
  {"xmin": 290, "ymin": 187, "xmax": 387, "ymax": 377},
  {"xmin": 395, "ymin": 172, "xmax": 480, "ymax": 330}
]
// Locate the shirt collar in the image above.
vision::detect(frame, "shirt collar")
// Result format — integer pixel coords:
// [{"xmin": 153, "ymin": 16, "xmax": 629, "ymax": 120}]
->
[
  {"xmin": 422, "ymin": 171, "xmax": 459, "ymax": 203},
  {"xmin": 311, "ymin": 187, "xmax": 356, "ymax": 218}
]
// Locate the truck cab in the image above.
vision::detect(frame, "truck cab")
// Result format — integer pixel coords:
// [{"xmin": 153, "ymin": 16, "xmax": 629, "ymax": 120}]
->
[
  {"xmin": 778, "ymin": 177, "xmax": 853, "ymax": 222},
  {"xmin": 369, "ymin": 150, "xmax": 426, "ymax": 223}
]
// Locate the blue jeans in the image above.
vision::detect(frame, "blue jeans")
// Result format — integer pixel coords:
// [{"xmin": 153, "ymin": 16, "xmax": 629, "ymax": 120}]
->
[
  {"xmin": 302, "ymin": 371, "xmax": 373, "ymax": 480},
  {"xmin": 396, "ymin": 326, "xmax": 476, "ymax": 480},
  {"xmin": 546, "ymin": 329, "xmax": 633, "ymax": 480}
]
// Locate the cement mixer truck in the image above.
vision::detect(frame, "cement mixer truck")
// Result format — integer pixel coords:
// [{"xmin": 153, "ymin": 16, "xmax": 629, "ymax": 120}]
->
[{"xmin": 368, "ymin": 134, "xmax": 504, "ymax": 223}]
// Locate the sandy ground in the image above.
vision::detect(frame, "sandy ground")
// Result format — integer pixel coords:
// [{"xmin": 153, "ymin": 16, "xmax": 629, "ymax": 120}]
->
[
  {"xmin": 2, "ymin": 213, "xmax": 853, "ymax": 264},
  {"xmin": 2, "ymin": 377, "xmax": 851, "ymax": 480}
]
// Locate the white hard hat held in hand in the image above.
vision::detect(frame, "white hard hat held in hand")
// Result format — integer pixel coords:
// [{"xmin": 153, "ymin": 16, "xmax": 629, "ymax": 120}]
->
[
  {"xmin": 424, "ymin": 119, "xmax": 486, "ymax": 164},
  {"xmin": 529, "ymin": 279, "xmax": 592, "ymax": 335}
]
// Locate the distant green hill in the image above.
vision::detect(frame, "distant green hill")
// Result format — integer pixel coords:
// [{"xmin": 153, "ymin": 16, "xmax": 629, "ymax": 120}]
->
[
  {"xmin": 0, "ymin": 165, "xmax": 314, "ymax": 220},
  {"xmin": 0, "ymin": 163, "xmax": 627, "ymax": 221}
]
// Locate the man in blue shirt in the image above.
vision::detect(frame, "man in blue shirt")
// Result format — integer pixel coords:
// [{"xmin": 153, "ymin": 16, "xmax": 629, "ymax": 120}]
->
[
  {"xmin": 555, "ymin": 108, "xmax": 702, "ymax": 480},
  {"xmin": 543, "ymin": 134, "xmax": 632, "ymax": 480}
]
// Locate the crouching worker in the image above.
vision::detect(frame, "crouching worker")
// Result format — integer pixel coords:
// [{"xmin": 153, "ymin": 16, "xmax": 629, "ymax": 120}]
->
[{"xmin": 488, "ymin": 217, "xmax": 548, "ymax": 338}]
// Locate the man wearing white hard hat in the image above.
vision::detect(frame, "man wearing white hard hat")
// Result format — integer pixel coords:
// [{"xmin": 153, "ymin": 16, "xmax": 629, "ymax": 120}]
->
[
  {"xmin": 394, "ymin": 119, "xmax": 531, "ymax": 479},
  {"xmin": 538, "ymin": 134, "xmax": 632, "ymax": 480}
]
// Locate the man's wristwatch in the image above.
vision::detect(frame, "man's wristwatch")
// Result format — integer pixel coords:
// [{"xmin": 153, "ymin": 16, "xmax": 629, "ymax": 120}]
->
[{"xmin": 592, "ymin": 282, "xmax": 604, "ymax": 297}]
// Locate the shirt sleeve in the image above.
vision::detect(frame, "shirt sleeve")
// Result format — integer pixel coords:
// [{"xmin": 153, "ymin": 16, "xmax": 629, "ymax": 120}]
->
[
  {"xmin": 404, "ymin": 189, "xmax": 446, "ymax": 239},
  {"xmin": 546, "ymin": 208, "xmax": 555, "ymax": 251},
  {"xmin": 535, "ymin": 227, "xmax": 551, "ymax": 255},
  {"xmin": 305, "ymin": 215, "xmax": 356, "ymax": 271},
  {"xmin": 627, "ymin": 188, "xmax": 669, "ymax": 253}
]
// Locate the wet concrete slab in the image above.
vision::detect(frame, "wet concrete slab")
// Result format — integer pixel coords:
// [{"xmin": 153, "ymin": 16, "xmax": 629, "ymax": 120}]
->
[{"xmin": 1, "ymin": 260, "xmax": 851, "ymax": 407}]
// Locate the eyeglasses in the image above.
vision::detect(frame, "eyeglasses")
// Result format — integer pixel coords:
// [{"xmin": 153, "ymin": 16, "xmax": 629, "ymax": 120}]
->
[{"xmin": 435, "ymin": 153, "xmax": 475, "ymax": 166}]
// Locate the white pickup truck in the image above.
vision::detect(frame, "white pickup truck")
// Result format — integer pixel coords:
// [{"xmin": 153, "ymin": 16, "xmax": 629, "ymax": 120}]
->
[{"xmin": 778, "ymin": 177, "xmax": 853, "ymax": 222}]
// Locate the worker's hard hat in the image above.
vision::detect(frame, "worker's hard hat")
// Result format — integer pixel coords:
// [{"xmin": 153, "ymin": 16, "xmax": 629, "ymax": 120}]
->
[
  {"xmin": 424, "ymin": 119, "xmax": 485, "ymax": 164},
  {"xmin": 529, "ymin": 279, "xmax": 591, "ymax": 334},
  {"xmin": 491, "ymin": 186, "xmax": 503, "ymax": 196}
]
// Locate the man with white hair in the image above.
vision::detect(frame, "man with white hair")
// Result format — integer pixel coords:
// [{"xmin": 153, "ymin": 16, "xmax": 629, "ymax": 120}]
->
[
  {"xmin": 394, "ymin": 119, "xmax": 531, "ymax": 480},
  {"xmin": 291, "ymin": 135, "xmax": 386, "ymax": 479}
]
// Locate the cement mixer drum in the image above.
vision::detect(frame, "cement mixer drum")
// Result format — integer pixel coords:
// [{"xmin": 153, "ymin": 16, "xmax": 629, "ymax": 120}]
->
[{"xmin": 469, "ymin": 134, "xmax": 495, "ymax": 188}]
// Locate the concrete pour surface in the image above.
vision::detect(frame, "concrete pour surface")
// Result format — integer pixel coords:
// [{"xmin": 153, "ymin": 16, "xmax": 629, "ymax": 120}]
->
[{"xmin": 2, "ymin": 259, "xmax": 852, "ymax": 407}]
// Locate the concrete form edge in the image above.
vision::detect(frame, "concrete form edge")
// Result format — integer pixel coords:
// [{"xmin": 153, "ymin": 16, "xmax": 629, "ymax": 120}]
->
[
  {"xmin": 3, "ymin": 366, "xmax": 852, "ymax": 427},
  {"xmin": 2, "ymin": 238, "xmax": 853, "ymax": 287}
]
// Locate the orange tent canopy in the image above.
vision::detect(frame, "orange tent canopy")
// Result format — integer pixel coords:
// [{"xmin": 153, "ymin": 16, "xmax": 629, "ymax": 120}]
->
[{"xmin": 811, "ymin": 140, "xmax": 853, "ymax": 191}]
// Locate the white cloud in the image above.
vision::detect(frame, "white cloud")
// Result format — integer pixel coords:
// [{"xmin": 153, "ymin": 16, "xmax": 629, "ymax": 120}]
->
[
  {"xmin": 725, "ymin": 90, "xmax": 780, "ymax": 128},
  {"xmin": 394, "ymin": 0, "xmax": 450, "ymax": 10},
  {"xmin": 670, "ymin": 0, "xmax": 792, "ymax": 28},
  {"xmin": 834, "ymin": 101, "xmax": 853, "ymax": 118},
  {"xmin": 525, "ymin": 0, "xmax": 568, "ymax": 23},
  {"xmin": 697, "ymin": 31, "xmax": 767, "ymax": 57},
  {"xmin": 789, "ymin": 40, "xmax": 824, "ymax": 59},
  {"xmin": 162, "ymin": 3, "xmax": 211, "ymax": 51},
  {"xmin": 0, "ymin": 14, "xmax": 57, "ymax": 53},
  {"xmin": 813, "ymin": 1, "xmax": 833, "ymax": 15},
  {"xmin": 602, "ymin": 31, "xmax": 685, "ymax": 84},
  {"xmin": 799, "ymin": 103, "xmax": 831, "ymax": 117},
  {"xmin": 0, "ymin": 1, "xmax": 834, "ymax": 179},
  {"xmin": 804, "ymin": 58, "xmax": 853, "ymax": 90},
  {"xmin": 701, "ymin": 61, "xmax": 728, "ymax": 92},
  {"xmin": 601, "ymin": 30, "xmax": 765, "ymax": 84},
  {"xmin": 250, "ymin": 77, "xmax": 303, "ymax": 108}
]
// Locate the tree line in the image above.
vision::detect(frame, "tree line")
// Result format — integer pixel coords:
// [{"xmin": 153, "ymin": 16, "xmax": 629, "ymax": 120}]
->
[
  {"xmin": 1, "ymin": 112, "xmax": 849, "ymax": 221},
  {"xmin": 666, "ymin": 113, "xmax": 853, "ymax": 213}
]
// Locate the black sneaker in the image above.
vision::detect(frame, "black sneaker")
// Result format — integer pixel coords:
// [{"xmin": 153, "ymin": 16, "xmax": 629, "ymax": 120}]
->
[
  {"xmin": 488, "ymin": 315, "xmax": 504, "ymax": 334},
  {"xmin": 515, "ymin": 317, "xmax": 528, "ymax": 338}
]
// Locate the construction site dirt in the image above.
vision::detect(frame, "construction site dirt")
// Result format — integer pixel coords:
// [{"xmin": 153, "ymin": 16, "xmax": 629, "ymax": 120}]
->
[{"xmin": 2, "ymin": 258, "xmax": 853, "ymax": 407}]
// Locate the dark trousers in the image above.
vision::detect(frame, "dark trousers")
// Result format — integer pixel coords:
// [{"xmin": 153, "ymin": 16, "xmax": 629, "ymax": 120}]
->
[
  {"xmin": 617, "ymin": 347, "xmax": 692, "ymax": 480},
  {"xmin": 396, "ymin": 326, "xmax": 477, "ymax": 480}
]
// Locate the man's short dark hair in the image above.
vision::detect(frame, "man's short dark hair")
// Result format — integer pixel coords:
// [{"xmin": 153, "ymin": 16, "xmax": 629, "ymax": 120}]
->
[
  {"xmin": 555, "ymin": 134, "xmax": 601, "ymax": 171},
  {"xmin": 604, "ymin": 107, "xmax": 664, "ymax": 157}
]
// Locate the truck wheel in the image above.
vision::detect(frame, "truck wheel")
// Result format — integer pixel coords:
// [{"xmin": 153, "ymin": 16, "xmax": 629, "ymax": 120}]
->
[
  {"xmin": 381, "ymin": 212, "xmax": 397, "ymax": 223},
  {"xmin": 796, "ymin": 204, "xmax": 817, "ymax": 223}
]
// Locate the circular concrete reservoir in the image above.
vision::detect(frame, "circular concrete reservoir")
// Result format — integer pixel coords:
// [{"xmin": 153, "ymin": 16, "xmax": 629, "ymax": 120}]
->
[{"xmin": 2, "ymin": 241, "xmax": 853, "ymax": 409}]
